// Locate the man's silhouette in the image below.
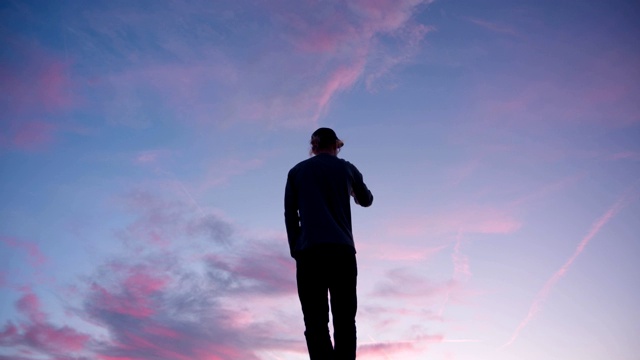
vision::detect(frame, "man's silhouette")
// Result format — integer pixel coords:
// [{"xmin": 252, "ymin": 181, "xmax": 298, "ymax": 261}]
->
[{"xmin": 285, "ymin": 128, "xmax": 373, "ymax": 359}]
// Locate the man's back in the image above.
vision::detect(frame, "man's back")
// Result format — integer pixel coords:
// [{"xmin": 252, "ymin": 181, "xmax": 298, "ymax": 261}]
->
[{"xmin": 285, "ymin": 153, "xmax": 373, "ymax": 256}]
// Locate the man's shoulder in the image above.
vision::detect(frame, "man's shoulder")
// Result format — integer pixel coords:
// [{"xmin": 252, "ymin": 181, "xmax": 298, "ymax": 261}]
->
[
  {"xmin": 290, "ymin": 155, "xmax": 353, "ymax": 172},
  {"xmin": 289, "ymin": 157, "xmax": 312, "ymax": 171},
  {"xmin": 288, "ymin": 158, "xmax": 311, "ymax": 179}
]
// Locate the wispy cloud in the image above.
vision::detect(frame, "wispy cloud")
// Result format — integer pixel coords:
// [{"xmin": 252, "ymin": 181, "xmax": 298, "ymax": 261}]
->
[
  {"xmin": 0, "ymin": 38, "xmax": 75, "ymax": 113},
  {"xmin": 2, "ymin": 121, "xmax": 58, "ymax": 152},
  {"xmin": 95, "ymin": 191, "xmax": 297, "ymax": 359},
  {"xmin": 79, "ymin": 246, "xmax": 298, "ymax": 359},
  {"xmin": 1, "ymin": 188, "xmax": 301, "ymax": 359},
  {"xmin": 0, "ymin": 237, "xmax": 48, "ymax": 268},
  {"xmin": 83, "ymin": 257, "xmax": 280, "ymax": 360},
  {"xmin": 501, "ymin": 188, "xmax": 638, "ymax": 348},
  {"xmin": 0, "ymin": 236, "xmax": 50, "ymax": 288},
  {"xmin": 445, "ymin": 159, "xmax": 483, "ymax": 188},
  {"xmin": 2, "ymin": 0, "xmax": 435, "ymax": 133},
  {"xmin": 0, "ymin": 36, "xmax": 76, "ymax": 151},
  {"xmin": 463, "ymin": 16, "xmax": 518, "ymax": 36},
  {"xmin": 198, "ymin": 157, "xmax": 266, "ymax": 192}
]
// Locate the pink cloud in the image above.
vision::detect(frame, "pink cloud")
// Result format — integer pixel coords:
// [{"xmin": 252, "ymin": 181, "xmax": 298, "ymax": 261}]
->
[
  {"xmin": 0, "ymin": 322, "xmax": 19, "ymax": 343},
  {"xmin": 314, "ymin": 61, "xmax": 367, "ymax": 119},
  {"xmin": 81, "ymin": 248, "xmax": 296, "ymax": 360},
  {"xmin": 0, "ymin": 52, "xmax": 75, "ymax": 113},
  {"xmin": 82, "ymin": 262, "xmax": 249, "ymax": 358},
  {"xmin": 141, "ymin": 324, "xmax": 181, "ymax": 340},
  {"xmin": 0, "ymin": 290, "xmax": 90, "ymax": 357},
  {"xmin": 7, "ymin": 121, "xmax": 57, "ymax": 151},
  {"xmin": 21, "ymin": 323, "xmax": 89, "ymax": 353},
  {"xmin": 89, "ymin": 266, "xmax": 170, "ymax": 319},
  {"xmin": 64, "ymin": 189, "xmax": 301, "ymax": 359},
  {"xmin": 0, "ymin": 37, "xmax": 77, "ymax": 151},
  {"xmin": 0, "ymin": 236, "xmax": 48, "ymax": 268},
  {"xmin": 16, "ymin": 292, "xmax": 46, "ymax": 324}
]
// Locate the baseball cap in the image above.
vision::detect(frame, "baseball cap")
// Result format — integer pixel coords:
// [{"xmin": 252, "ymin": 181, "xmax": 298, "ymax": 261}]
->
[{"xmin": 311, "ymin": 127, "xmax": 344, "ymax": 148}]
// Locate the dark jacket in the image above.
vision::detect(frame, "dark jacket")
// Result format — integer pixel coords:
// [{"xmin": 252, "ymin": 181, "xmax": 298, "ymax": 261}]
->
[{"xmin": 284, "ymin": 153, "xmax": 373, "ymax": 258}]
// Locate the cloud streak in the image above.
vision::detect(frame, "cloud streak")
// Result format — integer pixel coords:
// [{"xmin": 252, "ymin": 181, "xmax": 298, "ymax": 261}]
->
[
  {"xmin": 501, "ymin": 188, "xmax": 637, "ymax": 348},
  {"xmin": 2, "ymin": 0, "xmax": 435, "ymax": 134},
  {"xmin": 438, "ymin": 230, "xmax": 473, "ymax": 318}
]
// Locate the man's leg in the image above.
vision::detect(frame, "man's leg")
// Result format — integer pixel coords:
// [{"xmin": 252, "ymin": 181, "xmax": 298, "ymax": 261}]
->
[
  {"xmin": 329, "ymin": 252, "xmax": 357, "ymax": 360},
  {"xmin": 297, "ymin": 252, "xmax": 334, "ymax": 359}
]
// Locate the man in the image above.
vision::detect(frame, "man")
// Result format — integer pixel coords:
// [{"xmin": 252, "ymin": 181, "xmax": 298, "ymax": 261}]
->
[{"xmin": 284, "ymin": 127, "xmax": 374, "ymax": 360}]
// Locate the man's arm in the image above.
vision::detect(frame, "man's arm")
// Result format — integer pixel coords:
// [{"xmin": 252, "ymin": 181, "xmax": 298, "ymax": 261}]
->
[
  {"xmin": 351, "ymin": 165, "xmax": 373, "ymax": 207},
  {"xmin": 284, "ymin": 172, "xmax": 301, "ymax": 258}
]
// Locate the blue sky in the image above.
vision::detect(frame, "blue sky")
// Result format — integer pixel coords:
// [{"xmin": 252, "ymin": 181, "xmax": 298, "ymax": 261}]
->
[{"xmin": 1, "ymin": 1, "xmax": 639, "ymax": 359}]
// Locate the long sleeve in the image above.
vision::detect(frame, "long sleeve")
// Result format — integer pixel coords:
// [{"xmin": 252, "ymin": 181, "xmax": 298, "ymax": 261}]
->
[
  {"xmin": 284, "ymin": 171, "xmax": 301, "ymax": 258},
  {"xmin": 350, "ymin": 164, "xmax": 373, "ymax": 207}
]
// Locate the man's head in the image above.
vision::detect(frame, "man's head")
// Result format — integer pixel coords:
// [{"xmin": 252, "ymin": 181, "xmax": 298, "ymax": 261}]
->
[{"xmin": 310, "ymin": 127, "xmax": 344, "ymax": 156}]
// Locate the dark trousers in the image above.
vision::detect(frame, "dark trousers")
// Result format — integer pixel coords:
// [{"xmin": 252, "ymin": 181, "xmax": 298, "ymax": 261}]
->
[{"xmin": 296, "ymin": 247, "xmax": 358, "ymax": 360}]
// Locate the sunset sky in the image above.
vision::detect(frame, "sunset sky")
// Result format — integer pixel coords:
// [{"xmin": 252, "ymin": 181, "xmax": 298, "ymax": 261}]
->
[{"xmin": 1, "ymin": 1, "xmax": 639, "ymax": 359}]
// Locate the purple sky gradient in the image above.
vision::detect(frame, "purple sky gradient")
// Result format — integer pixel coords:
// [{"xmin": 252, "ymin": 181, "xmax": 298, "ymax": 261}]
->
[{"xmin": 1, "ymin": 1, "xmax": 639, "ymax": 359}]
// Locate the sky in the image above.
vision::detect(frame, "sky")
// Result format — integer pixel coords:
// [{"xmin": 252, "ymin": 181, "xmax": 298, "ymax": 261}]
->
[{"xmin": 1, "ymin": 0, "xmax": 639, "ymax": 359}]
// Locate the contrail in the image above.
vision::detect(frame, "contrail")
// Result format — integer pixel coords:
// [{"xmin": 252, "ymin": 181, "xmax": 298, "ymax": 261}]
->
[
  {"xmin": 501, "ymin": 189, "xmax": 636, "ymax": 348},
  {"xmin": 438, "ymin": 228, "xmax": 470, "ymax": 318}
]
